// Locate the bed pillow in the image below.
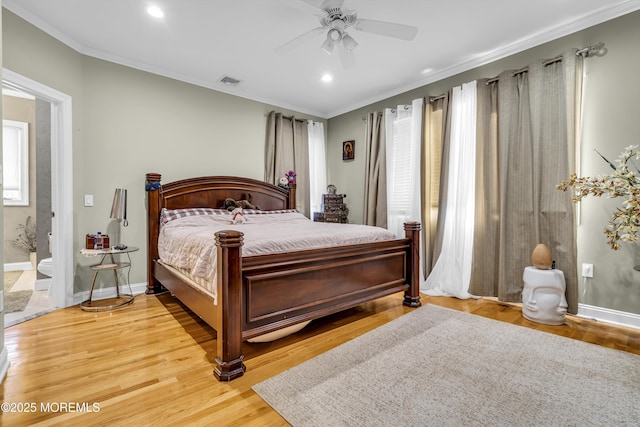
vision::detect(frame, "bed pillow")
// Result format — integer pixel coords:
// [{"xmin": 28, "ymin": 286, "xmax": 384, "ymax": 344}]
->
[
  {"xmin": 160, "ymin": 208, "xmax": 229, "ymax": 226},
  {"xmin": 160, "ymin": 207, "xmax": 300, "ymax": 226},
  {"xmin": 241, "ymin": 209, "xmax": 299, "ymax": 215}
]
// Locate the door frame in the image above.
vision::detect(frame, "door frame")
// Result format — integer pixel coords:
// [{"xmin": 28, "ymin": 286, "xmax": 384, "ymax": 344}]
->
[{"xmin": 3, "ymin": 68, "xmax": 74, "ymax": 308}]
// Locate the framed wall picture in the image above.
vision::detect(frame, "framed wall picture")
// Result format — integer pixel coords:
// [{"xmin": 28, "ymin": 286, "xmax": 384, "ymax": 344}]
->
[{"xmin": 342, "ymin": 140, "xmax": 355, "ymax": 161}]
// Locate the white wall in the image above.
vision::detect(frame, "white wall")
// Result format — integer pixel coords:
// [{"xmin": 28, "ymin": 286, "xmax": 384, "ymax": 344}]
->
[{"xmin": 327, "ymin": 10, "xmax": 640, "ymax": 316}]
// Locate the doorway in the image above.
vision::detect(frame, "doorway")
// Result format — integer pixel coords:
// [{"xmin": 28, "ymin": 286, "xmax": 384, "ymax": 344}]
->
[{"xmin": 2, "ymin": 69, "xmax": 74, "ymax": 308}]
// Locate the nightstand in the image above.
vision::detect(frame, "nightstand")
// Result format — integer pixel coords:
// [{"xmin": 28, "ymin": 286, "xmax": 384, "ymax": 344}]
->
[{"xmin": 80, "ymin": 246, "xmax": 139, "ymax": 311}]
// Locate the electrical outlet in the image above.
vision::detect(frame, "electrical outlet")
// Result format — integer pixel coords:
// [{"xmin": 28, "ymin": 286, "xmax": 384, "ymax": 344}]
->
[{"xmin": 582, "ymin": 263, "xmax": 594, "ymax": 278}]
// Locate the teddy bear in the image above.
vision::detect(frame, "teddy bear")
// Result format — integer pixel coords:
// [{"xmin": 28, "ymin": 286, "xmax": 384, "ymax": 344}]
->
[
  {"xmin": 230, "ymin": 207, "xmax": 246, "ymax": 224},
  {"xmin": 221, "ymin": 194, "xmax": 259, "ymax": 211}
]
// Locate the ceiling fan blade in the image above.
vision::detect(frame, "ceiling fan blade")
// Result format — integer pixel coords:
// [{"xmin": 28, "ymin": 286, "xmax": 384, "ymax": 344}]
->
[
  {"xmin": 299, "ymin": 0, "xmax": 345, "ymax": 10},
  {"xmin": 275, "ymin": 27, "xmax": 326, "ymax": 55},
  {"xmin": 337, "ymin": 42, "xmax": 356, "ymax": 69},
  {"xmin": 354, "ymin": 19, "xmax": 418, "ymax": 41}
]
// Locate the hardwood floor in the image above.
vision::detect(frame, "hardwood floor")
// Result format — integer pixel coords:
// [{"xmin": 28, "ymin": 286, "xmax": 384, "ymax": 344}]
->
[{"xmin": 1, "ymin": 293, "xmax": 638, "ymax": 426}]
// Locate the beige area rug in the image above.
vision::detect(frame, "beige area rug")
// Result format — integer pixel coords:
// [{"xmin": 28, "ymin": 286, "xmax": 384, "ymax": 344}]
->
[
  {"xmin": 253, "ymin": 304, "xmax": 640, "ymax": 427},
  {"xmin": 4, "ymin": 270, "xmax": 33, "ymax": 314}
]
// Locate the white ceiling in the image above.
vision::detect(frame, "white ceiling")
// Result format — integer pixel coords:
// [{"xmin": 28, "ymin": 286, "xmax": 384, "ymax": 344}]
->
[{"xmin": 5, "ymin": 0, "xmax": 640, "ymax": 118}]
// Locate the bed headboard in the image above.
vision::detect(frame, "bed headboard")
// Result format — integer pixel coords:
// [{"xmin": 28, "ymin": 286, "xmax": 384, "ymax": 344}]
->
[{"xmin": 144, "ymin": 172, "xmax": 296, "ymax": 294}]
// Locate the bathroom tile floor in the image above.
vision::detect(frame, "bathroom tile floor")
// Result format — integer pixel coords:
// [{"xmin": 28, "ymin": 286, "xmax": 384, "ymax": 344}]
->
[{"xmin": 5, "ymin": 270, "xmax": 56, "ymax": 328}]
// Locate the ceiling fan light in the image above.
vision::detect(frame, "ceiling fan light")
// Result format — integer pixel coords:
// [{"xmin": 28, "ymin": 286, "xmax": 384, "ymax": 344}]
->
[
  {"xmin": 328, "ymin": 28, "xmax": 342, "ymax": 41},
  {"xmin": 321, "ymin": 28, "xmax": 342, "ymax": 55},
  {"xmin": 342, "ymin": 34, "xmax": 358, "ymax": 52},
  {"xmin": 321, "ymin": 36, "xmax": 336, "ymax": 55}
]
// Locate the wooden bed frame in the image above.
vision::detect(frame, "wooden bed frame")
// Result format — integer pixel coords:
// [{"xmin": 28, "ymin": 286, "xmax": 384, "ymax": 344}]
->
[{"xmin": 145, "ymin": 173, "xmax": 421, "ymax": 381}]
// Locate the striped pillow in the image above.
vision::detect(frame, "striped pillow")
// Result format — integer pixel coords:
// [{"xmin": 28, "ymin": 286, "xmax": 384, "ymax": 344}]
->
[
  {"xmin": 160, "ymin": 208, "xmax": 300, "ymax": 226},
  {"xmin": 160, "ymin": 208, "xmax": 229, "ymax": 226},
  {"xmin": 241, "ymin": 209, "xmax": 299, "ymax": 215}
]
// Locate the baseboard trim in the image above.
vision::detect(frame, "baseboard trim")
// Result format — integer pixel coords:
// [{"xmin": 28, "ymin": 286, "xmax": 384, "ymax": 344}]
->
[
  {"xmin": 4, "ymin": 262, "xmax": 33, "ymax": 272},
  {"xmin": 73, "ymin": 282, "xmax": 148, "ymax": 305},
  {"xmin": 577, "ymin": 303, "xmax": 640, "ymax": 330},
  {"xmin": 0, "ymin": 346, "xmax": 10, "ymax": 384},
  {"xmin": 34, "ymin": 278, "xmax": 51, "ymax": 291}
]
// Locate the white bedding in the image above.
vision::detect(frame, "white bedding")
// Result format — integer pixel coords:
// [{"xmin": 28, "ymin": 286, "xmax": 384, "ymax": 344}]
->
[{"xmin": 158, "ymin": 209, "xmax": 397, "ymax": 303}]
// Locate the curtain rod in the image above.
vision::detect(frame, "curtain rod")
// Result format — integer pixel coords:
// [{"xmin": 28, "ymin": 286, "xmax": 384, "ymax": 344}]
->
[
  {"xmin": 278, "ymin": 113, "xmax": 307, "ymax": 123},
  {"xmin": 484, "ymin": 56, "xmax": 562, "ymax": 85},
  {"xmin": 484, "ymin": 42, "xmax": 605, "ymax": 85},
  {"xmin": 395, "ymin": 43, "xmax": 604, "ymax": 106},
  {"xmin": 361, "ymin": 105, "xmax": 410, "ymax": 120}
]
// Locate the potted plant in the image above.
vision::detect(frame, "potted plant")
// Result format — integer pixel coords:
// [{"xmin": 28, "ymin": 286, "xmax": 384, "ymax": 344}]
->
[{"xmin": 10, "ymin": 216, "xmax": 37, "ymax": 268}]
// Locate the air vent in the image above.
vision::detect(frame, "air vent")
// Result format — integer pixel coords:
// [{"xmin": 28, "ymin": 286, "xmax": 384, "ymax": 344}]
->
[{"xmin": 220, "ymin": 76, "xmax": 241, "ymax": 86}]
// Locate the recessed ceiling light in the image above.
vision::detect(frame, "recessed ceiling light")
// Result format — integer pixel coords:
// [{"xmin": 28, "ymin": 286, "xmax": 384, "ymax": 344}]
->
[
  {"xmin": 321, "ymin": 74, "xmax": 333, "ymax": 83},
  {"xmin": 146, "ymin": 5, "xmax": 165, "ymax": 18}
]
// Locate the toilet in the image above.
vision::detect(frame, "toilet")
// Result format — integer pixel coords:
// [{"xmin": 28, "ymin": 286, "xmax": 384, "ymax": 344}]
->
[
  {"xmin": 34, "ymin": 233, "xmax": 54, "ymax": 291},
  {"xmin": 37, "ymin": 257, "xmax": 53, "ymax": 277},
  {"xmin": 35, "ymin": 257, "xmax": 54, "ymax": 291}
]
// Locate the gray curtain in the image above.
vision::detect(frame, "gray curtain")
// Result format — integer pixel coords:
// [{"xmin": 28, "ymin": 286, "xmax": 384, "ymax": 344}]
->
[
  {"xmin": 429, "ymin": 93, "xmax": 452, "ymax": 269},
  {"xmin": 265, "ymin": 111, "xmax": 310, "ymax": 217},
  {"xmin": 469, "ymin": 50, "xmax": 581, "ymax": 314},
  {"xmin": 469, "ymin": 79, "xmax": 500, "ymax": 298},
  {"xmin": 363, "ymin": 112, "xmax": 387, "ymax": 227},
  {"xmin": 422, "ymin": 95, "xmax": 451, "ymax": 275}
]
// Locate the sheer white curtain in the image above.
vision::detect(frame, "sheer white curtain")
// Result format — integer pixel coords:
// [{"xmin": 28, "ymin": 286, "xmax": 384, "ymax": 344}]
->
[
  {"xmin": 307, "ymin": 120, "xmax": 327, "ymax": 215},
  {"xmin": 423, "ymin": 81, "xmax": 479, "ymax": 299},
  {"xmin": 384, "ymin": 98, "xmax": 424, "ymax": 239}
]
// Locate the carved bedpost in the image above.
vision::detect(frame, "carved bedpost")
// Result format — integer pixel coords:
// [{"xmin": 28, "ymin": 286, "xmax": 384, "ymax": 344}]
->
[
  {"xmin": 403, "ymin": 222, "xmax": 422, "ymax": 307},
  {"xmin": 145, "ymin": 173, "xmax": 165, "ymax": 294},
  {"xmin": 214, "ymin": 230, "xmax": 246, "ymax": 381},
  {"xmin": 288, "ymin": 182, "xmax": 297, "ymax": 210}
]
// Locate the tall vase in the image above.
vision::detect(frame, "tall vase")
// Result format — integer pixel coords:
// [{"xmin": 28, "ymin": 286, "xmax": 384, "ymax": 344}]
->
[{"xmin": 30, "ymin": 252, "xmax": 37, "ymax": 270}]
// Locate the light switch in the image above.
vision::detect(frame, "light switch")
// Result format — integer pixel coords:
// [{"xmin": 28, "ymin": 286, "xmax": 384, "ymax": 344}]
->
[{"xmin": 84, "ymin": 194, "xmax": 94, "ymax": 207}]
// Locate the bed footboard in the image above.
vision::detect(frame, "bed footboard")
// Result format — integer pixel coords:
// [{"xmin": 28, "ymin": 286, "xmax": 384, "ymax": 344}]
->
[
  {"xmin": 403, "ymin": 221, "xmax": 422, "ymax": 308},
  {"xmin": 213, "ymin": 222, "xmax": 421, "ymax": 381},
  {"xmin": 213, "ymin": 230, "xmax": 246, "ymax": 381}
]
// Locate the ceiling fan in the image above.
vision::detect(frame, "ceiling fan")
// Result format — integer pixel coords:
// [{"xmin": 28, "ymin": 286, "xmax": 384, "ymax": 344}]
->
[{"xmin": 275, "ymin": 0, "xmax": 418, "ymax": 69}]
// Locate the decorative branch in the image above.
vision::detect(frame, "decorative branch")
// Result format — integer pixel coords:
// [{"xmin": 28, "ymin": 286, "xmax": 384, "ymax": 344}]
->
[
  {"xmin": 557, "ymin": 145, "xmax": 640, "ymax": 250},
  {"xmin": 10, "ymin": 216, "xmax": 37, "ymax": 252}
]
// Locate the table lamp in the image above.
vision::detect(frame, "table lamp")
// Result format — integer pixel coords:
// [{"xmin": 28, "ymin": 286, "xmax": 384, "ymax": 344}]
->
[{"xmin": 110, "ymin": 188, "xmax": 128, "ymax": 250}]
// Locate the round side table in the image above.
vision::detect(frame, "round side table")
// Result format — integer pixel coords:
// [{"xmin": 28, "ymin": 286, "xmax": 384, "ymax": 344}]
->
[{"xmin": 80, "ymin": 246, "xmax": 139, "ymax": 311}]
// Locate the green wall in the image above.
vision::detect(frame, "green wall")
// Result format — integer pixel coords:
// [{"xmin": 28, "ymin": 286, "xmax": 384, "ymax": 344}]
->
[
  {"xmin": 2, "ymin": 9, "xmax": 324, "ymax": 295},
  {"xmin": 327, "ymin": 10, "xmax": 640, "ymax": 316}
]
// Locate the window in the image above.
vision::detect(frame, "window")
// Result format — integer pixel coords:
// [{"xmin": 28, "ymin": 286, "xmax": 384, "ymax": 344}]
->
[
  {"xmin": 307, "ymin": 120, "xmax": 327, "ymax": 214},
  {"xmin": 3, "ymin": 120, "xmax": 30, "ymax": 206},
  {"xmin": 387, "ymin": 115, "xmax": 413, "ymax": 216},
  {"xmin": 384, "ymin": 100, "xmax": 423, "ymax": 238}
]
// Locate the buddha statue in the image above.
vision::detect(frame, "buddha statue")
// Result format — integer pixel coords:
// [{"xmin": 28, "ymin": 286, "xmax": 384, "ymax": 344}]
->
[{"xmin": 522, "ymin": 244, "xmax": 567, "ymax": 325}]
